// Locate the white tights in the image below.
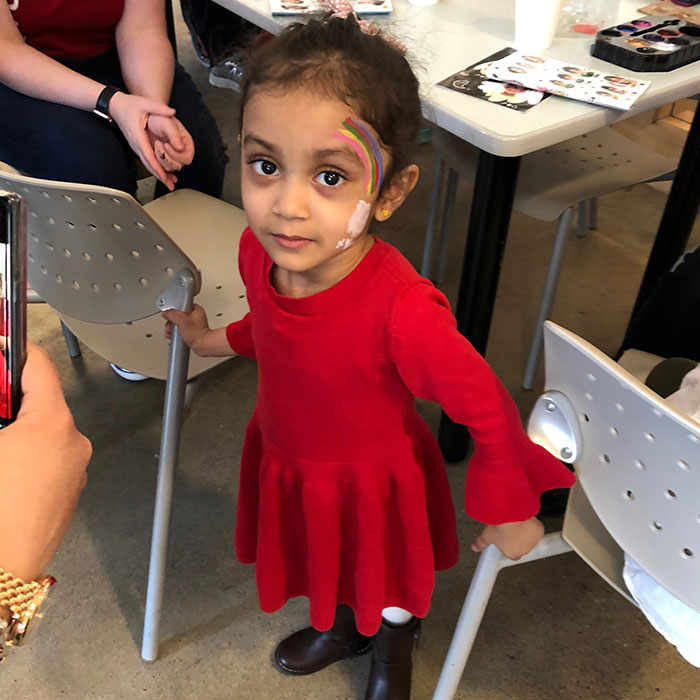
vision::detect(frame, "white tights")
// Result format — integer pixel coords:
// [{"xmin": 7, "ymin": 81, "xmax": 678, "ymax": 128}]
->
[{"xmin": 381, "ymin": 606, "xmax": 413, "ymax": 626}]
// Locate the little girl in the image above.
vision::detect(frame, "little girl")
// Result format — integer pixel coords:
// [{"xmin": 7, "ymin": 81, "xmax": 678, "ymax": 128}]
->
[{"xmin": 164, "ymin": 15, "xmax": 575, "ymax": 700}]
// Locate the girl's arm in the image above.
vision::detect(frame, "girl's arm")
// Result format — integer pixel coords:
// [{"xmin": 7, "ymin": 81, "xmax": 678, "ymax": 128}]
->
[
  {"xmin": 389, "ymin": 282, "xmax": 575, "ymax": 558},
  {"xmin": 162, "ymin": 305, "xmax": 236, "ymax": 357},
  {"xmin": 0, "ymin": 3, "xmax": 179, "ymax": 188}
]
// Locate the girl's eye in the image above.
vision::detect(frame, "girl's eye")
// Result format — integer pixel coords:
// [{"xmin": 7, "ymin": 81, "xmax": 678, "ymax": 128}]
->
[
  {"xmin": 315, "ymin": 170, "xmax": 344, "ymax": 188},
  {"xmin": 252, "ymin": 160, "xmax": 278, "ymax": 176}
]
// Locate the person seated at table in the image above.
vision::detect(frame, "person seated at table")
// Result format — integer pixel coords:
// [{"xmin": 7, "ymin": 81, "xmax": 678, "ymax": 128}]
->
[
  {"xmin": 180, "ymin": 0, "xmax": 270, "ymax": 93},
  {"xmin": 618, "ymin": 243, "xmax": 700, "ymax": 363},
  {"xmin": 0, "ymin": 0, "xmax": 227, "ymax": 199}
]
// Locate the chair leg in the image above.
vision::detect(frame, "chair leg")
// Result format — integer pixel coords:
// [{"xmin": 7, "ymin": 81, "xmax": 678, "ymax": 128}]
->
[
  {"xmin": 431, "ymin": 545, "xmax": 508, "ymax": 700},
  {"xmin": 421, "ymin": 153, "xmax": 446, "ymax": 279},
  {"xmin": 141, "ymin": 327, "xmax": 192, "ymax": 662},
  {"xmin": 60, "ymin": 321, "xmax": 82, "ymax": 358},
  {"xmin": 436, "ymin": 168, "xmax": 459, "ymax": 284},
  {"xmin": 431, "ymin": 534, "xmax": 572, "ymax": 700},
  {"xmin": 587, "ymin": 197, "xmax": 597, "ymax": 230},
  {"xmin": 184, "ymin": 378, "xmax": 199, "ymax": 412},
  {"xmin": 522, "ymin": 207, "xmax": 574, "ymax": 390},
  {"xmin": 576, "ymin": 200, "xmax": 588, "ymax": 237}
]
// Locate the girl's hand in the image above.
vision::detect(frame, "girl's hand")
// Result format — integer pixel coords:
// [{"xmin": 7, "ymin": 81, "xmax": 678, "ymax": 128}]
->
[
  {"xmin": 108, "ymin": 91, "xmax": 179, "ymax": 190},
  {"xmin": 146, "ymin": 115, "xmax": 195, "ymax": 173},
  {"xmin": 162, "ymin": 304, "xmax": 211, "ymax": 354},
  {"xmin": 471, "ymin": 517, "xmax": 544, "ymax": 561}
]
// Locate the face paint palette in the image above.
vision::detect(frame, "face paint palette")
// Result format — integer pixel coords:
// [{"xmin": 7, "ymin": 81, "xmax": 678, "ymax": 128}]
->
[{"xmin": 591, "ymin": 15, "xmax": 700, "ymax": 71}]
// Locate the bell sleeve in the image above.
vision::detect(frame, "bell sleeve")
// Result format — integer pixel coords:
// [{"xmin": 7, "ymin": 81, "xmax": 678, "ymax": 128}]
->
[{"xmin": 389, "ymin": 282, "xmax": 575, "ymax": 525}]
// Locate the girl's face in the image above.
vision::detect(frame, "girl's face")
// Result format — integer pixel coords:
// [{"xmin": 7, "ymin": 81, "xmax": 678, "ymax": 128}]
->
[{"xmin": 240, "ymin": 88, "xmax": 416, "ymax": 295}]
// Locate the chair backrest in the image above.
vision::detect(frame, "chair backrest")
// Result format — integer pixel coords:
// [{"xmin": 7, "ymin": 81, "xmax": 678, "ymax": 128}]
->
[
  {"xmin": 0, "ymin": 169, "xmax": 199, "ymax": 324},
  {"xmin": 538, "ymin": 321, "xmax": 700, "ymax": 614}
]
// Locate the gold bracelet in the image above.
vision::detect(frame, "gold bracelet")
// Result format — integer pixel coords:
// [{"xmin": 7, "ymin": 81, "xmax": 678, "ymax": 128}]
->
[{"xmin": 0, "ymin": 568, "xmax": 55, "ymax": 664}]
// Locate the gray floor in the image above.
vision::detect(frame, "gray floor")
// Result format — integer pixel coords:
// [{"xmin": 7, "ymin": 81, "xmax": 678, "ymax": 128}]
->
[{"xmin": 4, "ymin": 12, "xmax": 700, "ymax": 700}]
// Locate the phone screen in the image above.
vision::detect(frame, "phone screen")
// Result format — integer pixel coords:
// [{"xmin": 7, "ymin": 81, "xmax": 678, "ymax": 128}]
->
[{"xmin": 0, "ymin": 191, "xmax": 26, "ymax": 427}]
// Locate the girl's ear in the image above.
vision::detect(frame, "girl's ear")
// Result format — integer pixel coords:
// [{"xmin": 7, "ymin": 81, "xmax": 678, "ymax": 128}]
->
[{"xmin": 374, "ymin": 165, "xmax": 420, "ymax": 222}]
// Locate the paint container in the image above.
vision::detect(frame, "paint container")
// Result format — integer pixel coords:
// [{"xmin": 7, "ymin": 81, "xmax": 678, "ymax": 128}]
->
[
  {"xmin": 557, "ymin": 0, "xmax": 620, "ymax": 37},
  {"xmin": 515, "ymin": 0, "xmax": 564, "ymax": 50},
  {"xmin": 592, "ymin": 14, "xmax": 700, "ymax": 70}
]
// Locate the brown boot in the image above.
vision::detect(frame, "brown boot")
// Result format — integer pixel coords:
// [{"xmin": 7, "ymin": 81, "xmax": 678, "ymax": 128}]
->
[
  {"xmin": 364, "ymin": 617, "xmax": 420, "ymax": 700},
  {"xmin": 274, "ymin": 604, "xmax": 372, "ymax": 675}
]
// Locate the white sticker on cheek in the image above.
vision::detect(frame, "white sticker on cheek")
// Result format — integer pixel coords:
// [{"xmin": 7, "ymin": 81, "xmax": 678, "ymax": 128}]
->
[
  {"xmin": 347, "ymin": 200, "xmax": 371, "ymax": 238},
  {"xmin": 337, "ymin": 200, "xmax": 371, "ymax": 250}
]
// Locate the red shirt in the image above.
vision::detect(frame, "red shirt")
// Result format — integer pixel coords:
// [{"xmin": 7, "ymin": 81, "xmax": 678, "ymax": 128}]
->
[
  {"xmin": 9, "ymin": 0, "xmax": 125, "ymax": 59},
  {"xmin": 225, "ymin": 229, "xmax": 575, "ymax": 635}
]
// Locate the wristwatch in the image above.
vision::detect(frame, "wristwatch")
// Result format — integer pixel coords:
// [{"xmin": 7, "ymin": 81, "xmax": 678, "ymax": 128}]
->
[
  {"xmin": 0, "ymin": 568, "xmax": 55, "ymax": 663},
  {"xmin": 93, "ymin": 85, "xmax": 122, "ymax": 122}
]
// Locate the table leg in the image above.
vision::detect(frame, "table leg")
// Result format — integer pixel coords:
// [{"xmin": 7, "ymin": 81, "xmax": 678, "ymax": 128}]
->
[
  {"xmin": 437, "ymin": 151, "xmax": 521, "ymax": 462},
  {"xmin": 628, "ymin": 101, "xmax": 700, "ymax": 322}
]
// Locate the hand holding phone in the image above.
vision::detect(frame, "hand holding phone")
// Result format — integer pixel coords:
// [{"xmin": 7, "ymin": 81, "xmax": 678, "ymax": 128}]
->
[
  {"xmin": 0, "ymin": 191, "xmax": 26, "ymax": 426},
  {"xmin": 0, "ymin": 343, "xmax": 91, "ymax": 581}
]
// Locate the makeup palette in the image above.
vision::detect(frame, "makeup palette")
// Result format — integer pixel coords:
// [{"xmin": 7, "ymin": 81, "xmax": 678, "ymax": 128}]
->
[{"xmin": 592, "ymin": 15, "xmax": 700, "ymax": 71}]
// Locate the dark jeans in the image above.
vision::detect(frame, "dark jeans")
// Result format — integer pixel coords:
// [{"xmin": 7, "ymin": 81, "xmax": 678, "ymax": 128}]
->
[
  {"xmin": 0, "ymin": 49, "xmax": 227, "ymax": 199},
  {"xmin": 617, "ymin": 245, "xmax": 700, "ymax": 362}
]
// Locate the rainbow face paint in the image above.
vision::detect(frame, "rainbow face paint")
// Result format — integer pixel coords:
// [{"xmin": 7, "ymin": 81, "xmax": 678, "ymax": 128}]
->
[{"xmin": 335, "ymin": 118, "xmax": 384, "ymax": 197}]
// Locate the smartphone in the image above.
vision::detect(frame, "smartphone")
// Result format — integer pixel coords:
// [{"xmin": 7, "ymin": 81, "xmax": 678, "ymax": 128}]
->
[{"xmin": 0, "ymin": 191, "xmax": 26, "ymax": 427}]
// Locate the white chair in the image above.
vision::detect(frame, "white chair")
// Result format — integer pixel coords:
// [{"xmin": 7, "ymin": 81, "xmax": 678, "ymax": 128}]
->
[
  {"xmin": 0, "ymin": 168, "xmax": 249, "ymax": 661},
  {"xmin": 432, "ymin": 321, "xmax": 700, "ymax": 699},
  {"xmin": 422, "ymin": 124, "xmax": 680, "ymax": 390}
]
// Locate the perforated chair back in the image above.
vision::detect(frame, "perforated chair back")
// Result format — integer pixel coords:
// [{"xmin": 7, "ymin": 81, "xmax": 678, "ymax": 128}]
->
[
  {"xmin": 541, "ymin": 321, "xmax": 700, "ymax": 613},
  {"xmin": 0, "ymin": 169, "xmax": 200, "ymax": 324},
  {"xmin": 432, "ymin": 124, "xmax": 679, "ymax": 221}
]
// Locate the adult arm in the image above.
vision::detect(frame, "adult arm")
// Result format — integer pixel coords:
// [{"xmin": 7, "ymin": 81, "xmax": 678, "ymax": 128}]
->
[
  {"xmin": 116, "ymin": 0, "xmax": 174, "ymax": 104},
  {"xmin": 0, "ymin": 345, "xmax": 92, "ymax": 582},
  {"xmin": 0, "ymin": 3, "xmax": 107, "ymax": 111},
  {"xmin": 0, "ymin": 3, "xmax": 178, "ymax": 187},
  {"xmin": 117, "ymin": 0, "xmax": 194, "ymax": 170}
]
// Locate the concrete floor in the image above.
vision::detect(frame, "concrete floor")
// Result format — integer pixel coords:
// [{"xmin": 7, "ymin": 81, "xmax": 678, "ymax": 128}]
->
[{"xmin": 4, "ymin": 9, "xmax": 700, "ymax": 700}]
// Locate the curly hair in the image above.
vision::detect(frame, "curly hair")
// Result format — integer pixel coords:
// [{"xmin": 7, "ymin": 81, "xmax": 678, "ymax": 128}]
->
[{"xmin": 239, "ymin": 15, "xmax": 422, "ymax": 187}]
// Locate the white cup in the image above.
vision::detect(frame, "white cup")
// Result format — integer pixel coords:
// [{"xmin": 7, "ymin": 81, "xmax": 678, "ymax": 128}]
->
[{"xmin": 514, "ymin": 0, "xmax": 564, "ymax": 50}]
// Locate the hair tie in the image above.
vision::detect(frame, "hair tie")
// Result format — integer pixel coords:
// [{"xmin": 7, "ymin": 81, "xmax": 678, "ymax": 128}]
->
[{"xmin": 325, "ymin": 0, "xmax": 407, "ymax": 55}]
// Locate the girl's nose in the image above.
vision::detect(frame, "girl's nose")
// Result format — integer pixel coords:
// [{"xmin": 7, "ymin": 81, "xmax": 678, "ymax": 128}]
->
[{"xmin": 272, "ymin": 179, "xmax": 309, "ymax": 220}]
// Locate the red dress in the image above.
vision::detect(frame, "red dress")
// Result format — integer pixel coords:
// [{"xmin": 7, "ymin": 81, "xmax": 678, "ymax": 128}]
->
[{"xmin": 226, "ymin": 228, "xmax": 574, "ymax": 636}]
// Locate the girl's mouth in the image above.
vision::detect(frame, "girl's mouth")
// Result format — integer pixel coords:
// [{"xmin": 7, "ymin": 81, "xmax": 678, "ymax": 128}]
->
[{"xmin": 272, "ymin": 233, "xmax": 312, "ymax": 250}]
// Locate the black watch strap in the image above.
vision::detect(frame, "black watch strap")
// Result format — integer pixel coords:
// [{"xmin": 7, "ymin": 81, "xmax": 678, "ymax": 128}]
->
[{"xmin": 93, "ymin": 85, "xmax": 122, "ymax": 121}]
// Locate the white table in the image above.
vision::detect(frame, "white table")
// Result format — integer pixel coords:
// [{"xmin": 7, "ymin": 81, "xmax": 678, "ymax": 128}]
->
[{"xmin": 212, "ymin": 0, "xmax": 700, "ymax": 458}]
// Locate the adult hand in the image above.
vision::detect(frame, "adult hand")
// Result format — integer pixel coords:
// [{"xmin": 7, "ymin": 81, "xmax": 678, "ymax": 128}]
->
[
  {"xmin": 108, "ymin": 91, "xmax": 179, "ymax": 191},
  {"xmin": 0, "ymin": 344, "xmax": 92, "ymax": 582},
  {"xmin": 146, "ymin": 115, "xmax": 195, "ymax": 173},
  {"xmin": 471, "ymin": 517, "xmax": 544, "ymax": 561}
]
